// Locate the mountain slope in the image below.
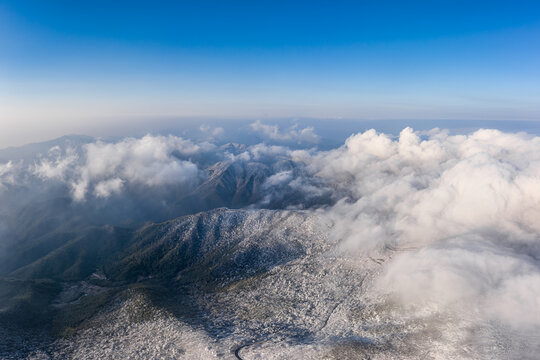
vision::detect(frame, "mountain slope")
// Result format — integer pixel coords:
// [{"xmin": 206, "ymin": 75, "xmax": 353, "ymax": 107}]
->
[
  {"xmin": 109, "ymin": 208, "xmax": 330, "ymax": 283},
  {"xmin": 1, "ymin": 208, "xmax": 538, "ymax": 359}
]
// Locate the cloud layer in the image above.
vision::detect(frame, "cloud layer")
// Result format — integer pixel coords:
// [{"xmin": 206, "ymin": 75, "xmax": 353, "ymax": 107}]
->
[
  {"xmin": 305, "ymin": 128, "xmax": 540, "ymax": 334},
  {"xmin": 1, "ymin": 125, "xmax": 539, "ymax": 348}
]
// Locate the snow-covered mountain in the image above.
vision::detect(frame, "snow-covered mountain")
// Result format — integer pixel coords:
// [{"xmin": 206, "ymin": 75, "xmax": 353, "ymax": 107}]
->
[{"xmin": 2, "ymin": 208, "xmax": 537, "ymax": 359}]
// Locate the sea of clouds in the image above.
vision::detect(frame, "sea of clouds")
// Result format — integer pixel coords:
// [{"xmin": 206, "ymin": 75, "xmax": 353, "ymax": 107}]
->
[{"xmin": 1, "ymin": 122, "xmax": 539, "ymax": 347}]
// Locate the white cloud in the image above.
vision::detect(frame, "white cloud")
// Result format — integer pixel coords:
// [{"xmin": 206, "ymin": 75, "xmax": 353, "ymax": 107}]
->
[
  {"xmin": 72, "ymin": 135, "xmax": 203, "ymax": 200},
  {"xmin": 250, "ymin": 120, "xmax": 319, "ymax": 144},
  {"xmin": 33, "ymin": 146, "xmax": 79, "ymax": 181},
  {"xmin": 309, "ymin": 128, "xmax": 540, "ymax": 247},
  {"xmin": 200, "ymin": 125, "xmax": 225, "ymax": 137},
  {"xmin": 0, "ymin": 161, "xmax": 18, "ymax": 191},
  {"xmin": 304, "ymin": 127, "xmax": 540, "ymax": 333},
  {"xmin": 94, "ymin": 178, "xmax": 124, "ymax": 198},
  {"xmin": 27, "ymin": 134, "xmax": 210, "ymax": 201}
]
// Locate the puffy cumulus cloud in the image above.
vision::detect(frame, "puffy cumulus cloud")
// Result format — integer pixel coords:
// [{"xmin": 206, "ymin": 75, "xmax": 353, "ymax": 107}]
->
[
  {"xmin": 305, "ymin": 127, "xmax": 540, "ymax": 336},
  {"xmin": 26, "ymin": 135, "xmax": 213, "ymax": 201},
  {"xmin": 32, "ymin": 146, "xmax": 79, "ymax": 181},
  {"xmin": 250, "ymin": 120, "xmax": 319, "ymax": 144},
  {"xmin": 71, "ymin": 135, "xmax": 207, "ymax": 201},
  {"xmin": 93, "ymin": 178, "xmax": 124, "ymax": 198},
  {"xmin": 310, "ymin": 128, "xmax": 540, "ymax": 249}
]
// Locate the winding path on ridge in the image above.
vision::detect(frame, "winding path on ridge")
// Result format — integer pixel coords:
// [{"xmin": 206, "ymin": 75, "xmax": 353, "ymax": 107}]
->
[
  {"xmin": 230, "ymin": 268, "xmax": 371, "ymax": 359},
  {"xmin": 233, "ymin": 340, "xmax": 264, "ymax": 360},
  {"xmin": 231, "ymin": 297, "xmax": 350, "ymax": 359}
]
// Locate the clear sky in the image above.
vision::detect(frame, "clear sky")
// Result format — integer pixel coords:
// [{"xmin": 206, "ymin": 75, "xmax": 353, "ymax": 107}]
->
[{"xmin": 1, "ymin": 1, "xmax": 540, "ymax": 146}]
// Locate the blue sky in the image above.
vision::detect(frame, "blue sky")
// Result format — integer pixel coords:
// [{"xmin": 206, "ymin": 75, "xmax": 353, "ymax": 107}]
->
[{"xmin": 1, "ymin": 1, "xmax": 540, "ymax": 145}]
